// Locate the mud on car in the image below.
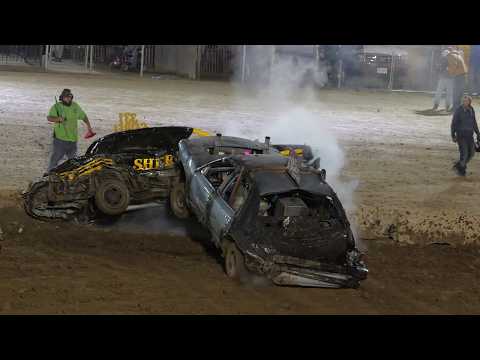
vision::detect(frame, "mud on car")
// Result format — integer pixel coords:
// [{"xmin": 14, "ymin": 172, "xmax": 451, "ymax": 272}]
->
[
  {"xmin": 23, "ymin": 127, "xmax": 204, "ymax": 222},
  {"xmin": 23, "ymin": 127, "xmax": 367, "ymax": 288},
  {"xmin": 175, "ymin": 134, "xmax": 368, "ymax": 288}
]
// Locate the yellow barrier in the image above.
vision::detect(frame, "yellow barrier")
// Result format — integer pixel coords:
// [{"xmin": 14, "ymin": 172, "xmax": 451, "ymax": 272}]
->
[
  {"xmin": 113, "ymin": 113, "xmax": 149, "ymax": 132},
  {"xmin": 192, "ymin": 128, "xmax": 211, "ymax": 137}
]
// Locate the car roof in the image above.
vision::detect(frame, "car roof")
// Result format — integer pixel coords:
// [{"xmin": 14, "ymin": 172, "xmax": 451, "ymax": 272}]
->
[
  {"xmin": 184, "ymin": 136, "xmax": 334, "ymax": 197},
  {"xmin": 230, "ymin": 154, "xmax": 287, "ymax": 170},
  {"xmin": 183, "ymin": 135, "xmax": 268, "ymax": 167},
  {"xmin": 231, "ymin": 154, "xmax": 333, "ymax": 196},
  {"xmin": 251, "ymin": 170, "xmax": 333, "ymax": 197},
  {"xmin": 199, "ymin": 152, "xmax": 333, "ymax": 197},
  {"xmin": 185, "ymin": 135, "xmax": 266, "ymax": 152}
]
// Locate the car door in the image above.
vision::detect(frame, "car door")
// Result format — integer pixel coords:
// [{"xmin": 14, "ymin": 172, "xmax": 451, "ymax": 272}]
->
[
  {"xmin": 207, "ymin": 172, "xmax": 238, "ymax": 243},
  {"xmin": 188, "ymin": 168, "xmax": 215, "ymax": 227}
]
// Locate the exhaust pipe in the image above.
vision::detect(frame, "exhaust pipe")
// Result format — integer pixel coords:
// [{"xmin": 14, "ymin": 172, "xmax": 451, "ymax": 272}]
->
[
  {"xmin": 215, "ymin": 133, "xmax": 222, "ymax": 149},
  {"xmin": 265, "ymin": 136, "xmax": 270, "ymax": 153}
]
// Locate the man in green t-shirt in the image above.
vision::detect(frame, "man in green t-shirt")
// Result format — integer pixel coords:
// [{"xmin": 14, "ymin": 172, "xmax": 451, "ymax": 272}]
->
[{"xmin": 47, "ymin": 88, "xmax": 94, "ymax": 171}]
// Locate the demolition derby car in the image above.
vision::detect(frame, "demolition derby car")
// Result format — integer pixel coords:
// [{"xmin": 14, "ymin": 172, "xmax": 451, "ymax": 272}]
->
[
  {"xmin": 23, "ymin": 127, "xmax": 367, "ymax": 288},
  {"xmin": 23, "ymin": 127, "xmax": 201, "ymax": 221},
  {"xmin": 174, "ymin": 134, "xmax": 368, "ymax": 288},
  {"xmin": 23, "ymin": 126, "xmax": 312, "ymax": 222}
]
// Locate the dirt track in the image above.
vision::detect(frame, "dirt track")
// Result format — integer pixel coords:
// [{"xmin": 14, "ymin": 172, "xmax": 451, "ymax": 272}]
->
[
  {"xmin": 1, "ymin": 70, "xmax": 480, "ymax": 314},
  {"xmin": 1, "ymin": 201, "xmax": 479, "ymax": 315},
  {"xmin": 1, "ymin": 70, "xmax": 480, "ymax": 244}
]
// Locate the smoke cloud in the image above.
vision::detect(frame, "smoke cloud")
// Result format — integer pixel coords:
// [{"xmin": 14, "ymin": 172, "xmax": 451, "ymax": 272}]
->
[{"xmin": 226, "ymin": 45, "xmax": 364, "ymax": 248}]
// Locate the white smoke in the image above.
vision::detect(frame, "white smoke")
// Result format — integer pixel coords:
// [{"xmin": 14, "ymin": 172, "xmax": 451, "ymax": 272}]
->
[
  {"xmin": 226, "ymin": 45, "xmax": 364, "ymax": 249},
  {"xmin": 259, "ymin": 108, "xmax": 363, "ymax": 249},
  {"xmin": 224, "ymin": 106, "xmax": 359, "ymax": 212}
]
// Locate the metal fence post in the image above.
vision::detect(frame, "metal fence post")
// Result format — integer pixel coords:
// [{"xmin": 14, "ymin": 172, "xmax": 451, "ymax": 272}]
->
[
  {"xmin": 84, "ymin": 45, "xmax": 89, "ymax": 71},
  {"xmin": 45, "ymin": 45, "xmax": 49, "ymax": 71},
  {"xmin": 89, "ymin": 45, "xmax": 93, "ymax": 72},
  {"xmin": 429, "ymin": 48, "xmax": 435, "ymax": 91},
  {"xmin": 140, "ymin": 45, "xmax": 145, "ymax": 77},
  {"xmin": 389, "ymin": 52, "xmax": 395, "ymax": 90},
  {"xmin": 241, "ymin": 45, "xmax": 246, "ymax": 82}
]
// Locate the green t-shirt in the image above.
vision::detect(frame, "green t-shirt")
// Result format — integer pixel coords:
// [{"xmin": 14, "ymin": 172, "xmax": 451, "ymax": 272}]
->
[{"xmin": 48, "ymin": 101, "xmax": 86, "ymax": 142}]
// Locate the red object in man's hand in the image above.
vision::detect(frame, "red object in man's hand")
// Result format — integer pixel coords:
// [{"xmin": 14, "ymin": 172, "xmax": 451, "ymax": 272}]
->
[{"xmin": 84, "ymin": 129, "xmax": 96, "ymax": 139}]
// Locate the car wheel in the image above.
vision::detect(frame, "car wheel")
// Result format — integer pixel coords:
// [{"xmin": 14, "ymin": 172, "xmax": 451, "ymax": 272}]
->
[
  {"xmin": 23, "ymin": 181, "xmax": 49, "ymax": 219},
  {"xmin": 170, "ymin": 182, "xmax": 190, "ymax": 219},
  {"xmin": 95, "ymin": 177, "xmax": 130, "ymax": 216},
  {"xmin": 224, "ymin": 240, "xmax": 248, "ymax": 281}
]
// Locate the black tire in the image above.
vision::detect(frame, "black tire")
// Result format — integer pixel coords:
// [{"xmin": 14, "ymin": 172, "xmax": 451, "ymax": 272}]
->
[
  {"xmin": 94, "ymin": 177, "xmax": 130, "ymax": 216},
  {"xmin": 224, "ymin": 240, "xmax": 249, "ymax": 281},
  {"xmin": 23, "ymin": 181, "xmax": 49, "ymax": 219},
  {"xmin": 169, "ymin": 182, "xmax": 190, "ymax": 219}
]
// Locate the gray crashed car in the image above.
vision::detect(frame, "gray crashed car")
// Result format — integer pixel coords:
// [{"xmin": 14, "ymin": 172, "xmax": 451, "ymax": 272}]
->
[{"xmin": 169, "ymin": 134, "xmax": 368, "ymax": 288}]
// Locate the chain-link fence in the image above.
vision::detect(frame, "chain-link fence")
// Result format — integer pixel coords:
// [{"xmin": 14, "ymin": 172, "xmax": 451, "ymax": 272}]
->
[
  {"xmin": 340, "ymin": 46, "xmax": 438, "ymax": 92},
  {"xmin": 0, "ymin": 45, "xmax": 43, "ymax": 68},
  {"xmin": 1, "ymin": 45, "xmax": 156, "ymax": 75},
  {"xmin": 199, "ymin": 45, "xmax": 235, "ymax": 79}
]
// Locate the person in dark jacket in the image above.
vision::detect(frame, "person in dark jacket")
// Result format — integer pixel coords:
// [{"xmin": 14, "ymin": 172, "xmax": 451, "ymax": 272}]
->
[{"xmin": 451, "ymin": 95, "xmax": 480, "ymax": 176}]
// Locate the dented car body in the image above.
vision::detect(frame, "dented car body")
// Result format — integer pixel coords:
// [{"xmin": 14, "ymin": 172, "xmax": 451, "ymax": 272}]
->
[
  {"xmin": 178, "ymin": 135, "xmax": 368, "ymax": 288},
  {"xmin": 23, "ymin": 127, "xmax": 195, "ymax": 221},
  {"xmin": 23, "ymin": 127, "xmax": 367, "ymax": 288}
]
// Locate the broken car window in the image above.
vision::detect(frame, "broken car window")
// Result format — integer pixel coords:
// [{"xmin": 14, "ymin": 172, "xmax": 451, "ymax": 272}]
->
[{"xmin": 202, "ymin": 159, "xmax": 236, "ymax": 190}]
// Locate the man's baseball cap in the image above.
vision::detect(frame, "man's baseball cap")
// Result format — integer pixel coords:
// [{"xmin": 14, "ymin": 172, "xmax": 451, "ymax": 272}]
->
[{"xmin": 60, "ymin": 88, "xmax": 73, "ymax": 99}]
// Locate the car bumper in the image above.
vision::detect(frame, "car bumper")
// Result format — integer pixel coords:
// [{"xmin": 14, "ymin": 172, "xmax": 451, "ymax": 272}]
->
[
  {"xmin": 272, "ymin": 265, "xmax": 368, "ymax": 288},
  {"xmin": 245, "ymin": 252, "xmax": 368, "ymax": 288}
]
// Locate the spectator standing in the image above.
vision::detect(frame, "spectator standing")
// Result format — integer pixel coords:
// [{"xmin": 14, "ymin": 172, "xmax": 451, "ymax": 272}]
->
[{"xmin": 433, "ymin": 47, "xmax": 453, "ymax": 111}]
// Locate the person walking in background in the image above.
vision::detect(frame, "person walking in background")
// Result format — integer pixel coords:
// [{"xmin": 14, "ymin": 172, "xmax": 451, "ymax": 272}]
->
[
  {"xmin": 53, "ymin": 45, "xmax": 64, "ymax": 62},
  {"xmin": 448, "ymin": 46, "xmax": 468, "ymax": 110},
  {"xmin": 50, "ymin": 45, "xmax": 64, "ymax": 62},
  {"xmin": 433, "ymin": 47, "xmax": 453, "ymax": 111},
  {"xmin": 451, "ymin": 95, "xmax": 480, "ymax": 176},
  {"xmin": 469, "ymin": 45, "xmax": 480, "ymax": 96}
]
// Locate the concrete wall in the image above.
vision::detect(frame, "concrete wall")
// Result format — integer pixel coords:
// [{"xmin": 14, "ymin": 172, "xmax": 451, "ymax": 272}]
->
[{"xmin": 154, "ymin": 45, "xmax": 198, "ymax": 79}]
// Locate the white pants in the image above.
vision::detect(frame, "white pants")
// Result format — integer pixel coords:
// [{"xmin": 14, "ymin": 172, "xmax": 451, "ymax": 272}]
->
[{"xmin": 433, "ymin": 76, "xmax": 453, "ymax": 109}]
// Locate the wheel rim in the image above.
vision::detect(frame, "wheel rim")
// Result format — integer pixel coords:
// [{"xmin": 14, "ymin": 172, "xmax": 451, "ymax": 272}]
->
[{"xmin": 105, "ymin": 185, "xmax": 123, "ymax": 207}]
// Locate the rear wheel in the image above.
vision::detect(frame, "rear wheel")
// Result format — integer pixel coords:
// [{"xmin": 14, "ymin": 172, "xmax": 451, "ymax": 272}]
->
[
  {"xmin": 169, "ymin": 182, "xmax": 190, "ymax": 219},
  {"xmin": 95, "ymin": 177, "xmax": 130, "ymax": 216},
  {"xmin": 224, "ymin": 240, "xmax": 248, "ymax": 281},
  {"xmin": 23, "ymin": 181, "xmax": 49, "ymax": 219}
]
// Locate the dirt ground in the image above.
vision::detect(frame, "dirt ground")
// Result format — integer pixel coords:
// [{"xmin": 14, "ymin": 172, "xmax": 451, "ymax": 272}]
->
[
  {"xmin": 1, "ymin": 70, "xmax": 479, "ymax": 314},
  {"xmin": 1, "ymin": 203, "xmax": 479, "ymax": 315}
]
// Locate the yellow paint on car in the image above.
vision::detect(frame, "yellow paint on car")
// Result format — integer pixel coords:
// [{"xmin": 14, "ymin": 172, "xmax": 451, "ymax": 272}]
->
[
  {"xmin": 58, "ymin": 158, "xmax": 114, "ymax": 181},
  {"xmin": 280, "ymin": 148, "xmax": 304, "ymax": 157}
]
